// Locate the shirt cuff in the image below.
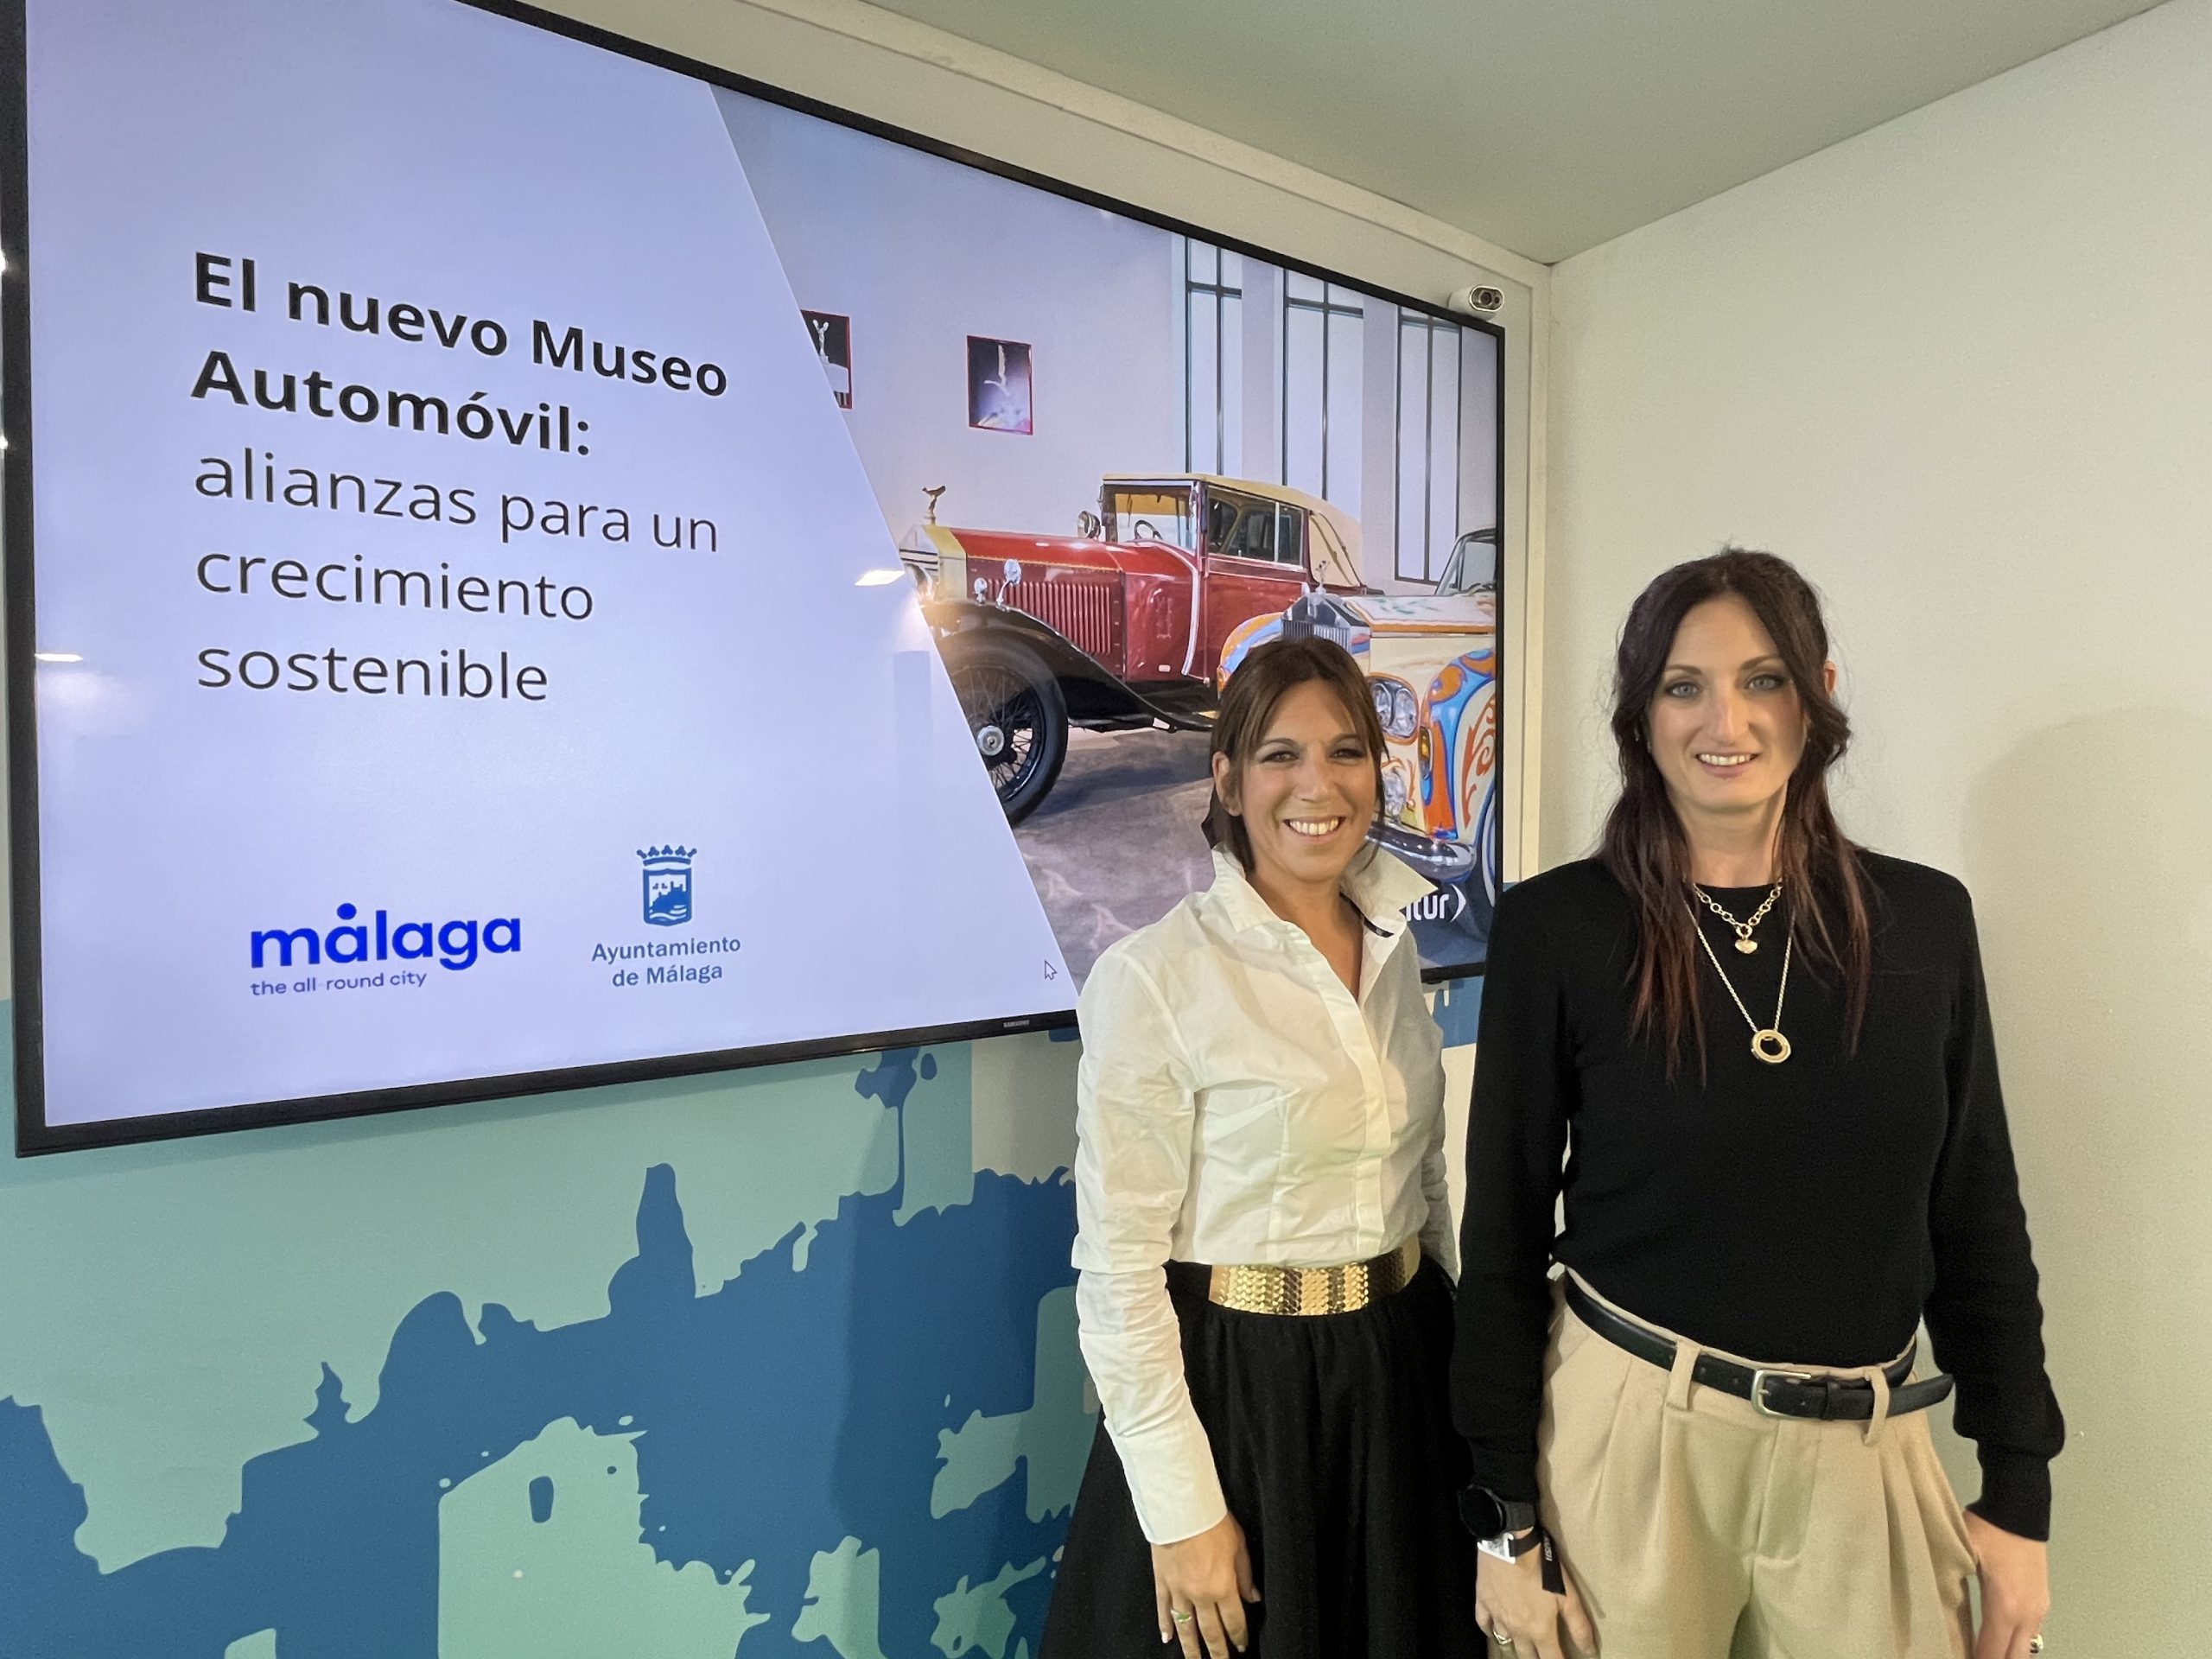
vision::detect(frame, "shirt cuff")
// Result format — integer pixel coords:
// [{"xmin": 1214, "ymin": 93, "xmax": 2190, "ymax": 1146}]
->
[
  {"xmin": 1967, "ymin": 1447, "xmax": 2051, "ymax": 1542},
  {"xmin": 1106, "ymin": 1400, "xmax": 1230, "ymax": 1546}
]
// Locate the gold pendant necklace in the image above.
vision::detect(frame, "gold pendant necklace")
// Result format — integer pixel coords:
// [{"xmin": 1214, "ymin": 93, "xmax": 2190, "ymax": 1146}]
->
[
  {"xmin": 1694, "ymin": 881, "xmax": 1783, "ymax": 954},
  {"xmin": 1688, "ymin": 904, "xmax": 1793, "ymax": 1064}
]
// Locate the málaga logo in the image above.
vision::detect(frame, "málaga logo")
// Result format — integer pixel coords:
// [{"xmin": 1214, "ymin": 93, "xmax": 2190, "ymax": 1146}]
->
[
  {"xmin": 639, "ymin": 846, "xmax": 695, "ymax": 926},
  {"xmin": 250, "ymin": 905, "xmax": 521, "ymax": 971}
]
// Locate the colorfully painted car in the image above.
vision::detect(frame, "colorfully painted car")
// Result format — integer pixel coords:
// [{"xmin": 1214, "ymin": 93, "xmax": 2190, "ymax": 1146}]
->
[
  {"xmin": 1218, "ymin": 585, "xmax": 1500, "ymax": 938},
  {"xmin": 900, "ymin": 474, "xmax": 1368, "ymax": 821}
]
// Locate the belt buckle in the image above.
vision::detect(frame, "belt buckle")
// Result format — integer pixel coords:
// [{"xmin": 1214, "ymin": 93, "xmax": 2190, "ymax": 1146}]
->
[{"xmin": 1749, "ymin": 1368, "xmax": 1813, "ymax": 1418}]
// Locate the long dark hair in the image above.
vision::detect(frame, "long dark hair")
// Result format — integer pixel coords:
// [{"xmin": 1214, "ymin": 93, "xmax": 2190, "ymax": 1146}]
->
[
  {"xmin": 1600, "ymin": 549, "xmax": 1872, "ymax": 1073},
  {"xmin": 1204, "ymin": 637, "xmax": 1385, "ymax": 872}
]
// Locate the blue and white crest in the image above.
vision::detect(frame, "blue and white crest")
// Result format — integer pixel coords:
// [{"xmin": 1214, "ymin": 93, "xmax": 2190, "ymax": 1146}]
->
[{"xmin": 638, "ymin": 846, "xmax": 696, "ymax": 926}]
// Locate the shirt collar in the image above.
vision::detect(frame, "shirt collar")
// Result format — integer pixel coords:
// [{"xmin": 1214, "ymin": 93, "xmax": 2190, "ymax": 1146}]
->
[{"xmin": 1205, "ymin": 842, "xmax": 1435, "ymax": 939}]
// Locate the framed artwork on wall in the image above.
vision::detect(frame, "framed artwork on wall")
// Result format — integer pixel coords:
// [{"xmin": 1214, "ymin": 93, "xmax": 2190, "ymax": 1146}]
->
[
  {"xmin": 966, "ymin": 336, "xmax": 1033, "ymax": 434},
  {"xmin": 802, "ymin": 309, "xmax": 853, "ymax": 408}
]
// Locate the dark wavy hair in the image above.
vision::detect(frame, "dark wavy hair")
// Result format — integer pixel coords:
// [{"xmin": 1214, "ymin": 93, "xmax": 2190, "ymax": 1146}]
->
[
  {"xmin": 1204, "ymin": 637, "xmax": 1385, "ymax": 873},
  {"xmin": 1600, "ymin": 549, "xmax": 1872, "ymax": 1073}
]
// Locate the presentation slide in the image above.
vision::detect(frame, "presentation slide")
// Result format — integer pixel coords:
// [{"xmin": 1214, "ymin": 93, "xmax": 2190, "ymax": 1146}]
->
[
  {"xmin": 9, "ymin": 0, "xmax": 1503, "ymax": 1149},
  {"xmin": 13, "ymin": 0, "xmax": 1078, "ymax": 1143}
]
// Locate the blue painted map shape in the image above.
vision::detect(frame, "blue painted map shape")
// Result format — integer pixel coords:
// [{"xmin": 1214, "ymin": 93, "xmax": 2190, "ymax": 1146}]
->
[{"xmin": 0, "ymin": 1051, "xmax": 1078, "ymax": 1658}]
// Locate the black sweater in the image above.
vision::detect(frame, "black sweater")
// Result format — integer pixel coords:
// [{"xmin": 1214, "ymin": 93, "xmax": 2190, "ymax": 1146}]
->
[{"xmin": 1450, "ymin": 853, "xmax": 2064, "ymax": 1540}]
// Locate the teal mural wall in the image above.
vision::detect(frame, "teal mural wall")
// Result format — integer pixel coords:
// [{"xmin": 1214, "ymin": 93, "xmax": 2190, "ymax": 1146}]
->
[
  {"xmin": 0, "ymin": 987, "xmax": 1484, "ymax": 1657},
  {"xmin": 0, "ymin": 1027, "xmax": 1091, "ymax": 1657}
]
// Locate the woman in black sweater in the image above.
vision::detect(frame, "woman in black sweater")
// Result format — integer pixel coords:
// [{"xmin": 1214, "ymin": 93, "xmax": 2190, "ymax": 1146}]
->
[{"xmin": 1452, "ymin": 551, "xmax": 2063, "ymax": 1659}]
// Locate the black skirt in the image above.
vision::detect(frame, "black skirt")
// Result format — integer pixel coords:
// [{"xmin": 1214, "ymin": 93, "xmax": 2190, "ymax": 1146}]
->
[{"xmin": 1039, "ymin": 1255, "xmax": 1480, "ymax": 1659}]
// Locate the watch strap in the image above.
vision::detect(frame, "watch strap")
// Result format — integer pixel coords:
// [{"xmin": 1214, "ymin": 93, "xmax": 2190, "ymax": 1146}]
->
[{"xmin": 1458, "ymin": 1484, "xmax": 1539, "ymax": 1540}]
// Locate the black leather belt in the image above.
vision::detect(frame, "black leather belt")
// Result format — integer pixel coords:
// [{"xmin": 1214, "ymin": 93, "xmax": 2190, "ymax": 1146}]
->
[{"xmin": 1564, "ymin": 1279, "xmax": 1955, "ymax": 1421}]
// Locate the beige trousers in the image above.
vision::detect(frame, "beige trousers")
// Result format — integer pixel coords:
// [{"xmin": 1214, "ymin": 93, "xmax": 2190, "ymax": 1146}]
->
[{"xmin": 1535, "ymin": 1278, "xmax": 1976, "ymax": 1659}]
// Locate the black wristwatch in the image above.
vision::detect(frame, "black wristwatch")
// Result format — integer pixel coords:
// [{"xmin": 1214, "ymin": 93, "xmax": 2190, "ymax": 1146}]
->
[{"xmin": 1458, "ymin": 1484, "xmax": 1538, "ymax": 1547}]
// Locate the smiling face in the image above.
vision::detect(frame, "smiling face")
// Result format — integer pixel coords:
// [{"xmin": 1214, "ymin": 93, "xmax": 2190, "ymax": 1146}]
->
[
  {"xmin": 1647, "ymin": 594, "xmax": 1815, "ymax": 834},
  {"xmin": 1212, "ymin": 678, "xmax": 1379, "ymax": 898}
]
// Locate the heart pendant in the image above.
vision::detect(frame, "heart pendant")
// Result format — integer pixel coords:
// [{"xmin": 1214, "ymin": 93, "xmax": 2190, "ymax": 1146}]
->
[{"xmin": 1734, "ymin": 938, "xmax": 1758, "ymax": 955}]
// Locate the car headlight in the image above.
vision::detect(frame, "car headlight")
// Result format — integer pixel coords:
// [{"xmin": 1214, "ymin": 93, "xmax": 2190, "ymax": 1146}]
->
[
  {"xmin": 1370, "ymin": 678, "xmax": 1418, "ymax": 741},
  {"xmin": 1382, "ymin": 767, "xmax": 1408, "ymax": 818}
]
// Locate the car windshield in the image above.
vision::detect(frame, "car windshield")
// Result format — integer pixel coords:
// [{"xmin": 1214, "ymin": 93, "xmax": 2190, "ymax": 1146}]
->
[
  {"xmin": 1104, "ymin": 486, "xmax": 1194, "ymax": 550},
  {"xmin": 1438, "ymin": 530, "xmax": 1499, "ymax": 595}
]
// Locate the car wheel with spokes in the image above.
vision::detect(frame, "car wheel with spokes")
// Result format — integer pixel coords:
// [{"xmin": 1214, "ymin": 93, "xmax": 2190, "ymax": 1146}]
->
[{"xmin": 941, "ymin": 633, "xmax": 1069, "ymax": 824}]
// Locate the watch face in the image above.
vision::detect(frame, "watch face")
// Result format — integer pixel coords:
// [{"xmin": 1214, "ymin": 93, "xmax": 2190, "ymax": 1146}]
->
[{"xmin": 1459, "ymin": 1486, "xmax": 1507, "ymax": 1539}]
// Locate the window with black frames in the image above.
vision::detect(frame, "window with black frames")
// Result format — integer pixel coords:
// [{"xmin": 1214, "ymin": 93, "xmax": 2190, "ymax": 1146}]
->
[
  {"xmin": 1282, "ymin": 273, "xmax": 1363, "ymax": 517},
  {"xmin": 1182, "ymin": 239, "xmax": 1243, "ymax": 475},
  {"xmin": 1395, "ymin": 313, "xmax": 1465, "ymax": 583}
]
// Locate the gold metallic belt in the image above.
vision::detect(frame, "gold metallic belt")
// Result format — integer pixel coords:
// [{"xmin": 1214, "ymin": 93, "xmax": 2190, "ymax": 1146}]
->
[{"xmin": 1204, "ymin": 1236, "xmax": 1423, "ymax": 1317}]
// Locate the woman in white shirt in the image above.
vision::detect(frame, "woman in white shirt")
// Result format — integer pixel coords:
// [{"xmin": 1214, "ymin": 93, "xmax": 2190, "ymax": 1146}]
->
[{"xmin": 1039, "ymin": 638, "xmax": 1481, "ymax": 1659}]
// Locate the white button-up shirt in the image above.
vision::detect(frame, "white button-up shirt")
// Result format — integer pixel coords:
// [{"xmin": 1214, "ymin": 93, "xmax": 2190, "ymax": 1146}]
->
[{"xmin": 1071, "ymin": 845, "xmax": 1455, "ymax": 1545}]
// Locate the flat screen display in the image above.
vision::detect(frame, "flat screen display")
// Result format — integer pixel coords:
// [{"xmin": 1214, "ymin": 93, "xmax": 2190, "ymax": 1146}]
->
[{"xmin": 5, "ymin": 0, "xmax": 1504, "ymax": 1151}]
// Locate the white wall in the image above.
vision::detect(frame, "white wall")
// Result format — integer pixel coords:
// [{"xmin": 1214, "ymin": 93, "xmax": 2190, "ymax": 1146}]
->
[
  {"xmin": 1544, "ymin": 0, "xmax": 2212, "ymax": 1643},
  {"xmin": 718, "ymin": 88, "xmax": 1179, "ymax": 540}
]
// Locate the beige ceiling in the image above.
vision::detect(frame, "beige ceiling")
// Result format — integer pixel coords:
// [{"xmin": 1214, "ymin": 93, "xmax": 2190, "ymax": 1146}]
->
[{"xmin": 854, "ymin": 0, "xmax": 2168, "ymax": 263}]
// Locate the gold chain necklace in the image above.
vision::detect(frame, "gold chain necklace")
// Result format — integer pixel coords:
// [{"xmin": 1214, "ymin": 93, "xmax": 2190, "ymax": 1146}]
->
[
  {"xmin": 1687, "ymin": 904, "xmax": 1793, "ymax": 1064},
  {"xmin": 1694, "ymin": 881, "xmax": 1783, "ymax": 954}
]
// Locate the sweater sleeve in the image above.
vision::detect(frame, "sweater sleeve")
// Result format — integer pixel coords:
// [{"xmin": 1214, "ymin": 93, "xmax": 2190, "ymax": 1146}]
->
[
  {"xmin": 1922, "ymin": 884, "xmax": 2066, "ymax": 1540},
  {"xmin": 1450, "ymin": 882, "xmax": 1575, "ymax": 1503}
]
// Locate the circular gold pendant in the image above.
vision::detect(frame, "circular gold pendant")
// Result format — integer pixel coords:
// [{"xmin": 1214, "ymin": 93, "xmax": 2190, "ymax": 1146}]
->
[
  {"xmin": 1734, "ymin": 937, "xmax": 1758, "ymax": 954},
  {"xmin": 1751, "ymin": 1028, "xmax": 1791, "ymax": 1065}
]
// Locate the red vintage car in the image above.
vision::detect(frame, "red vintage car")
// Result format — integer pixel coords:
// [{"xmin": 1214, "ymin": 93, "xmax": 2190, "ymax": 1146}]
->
[{"xmin": 902, "ymin": 474, "xmax": 1368, "ymax": 820}]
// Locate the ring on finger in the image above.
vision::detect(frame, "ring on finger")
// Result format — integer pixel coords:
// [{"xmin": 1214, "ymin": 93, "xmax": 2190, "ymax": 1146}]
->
[{"xmin": 1169, "ymin": 1608, "xmax": 1193, "ymax": 1626}]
